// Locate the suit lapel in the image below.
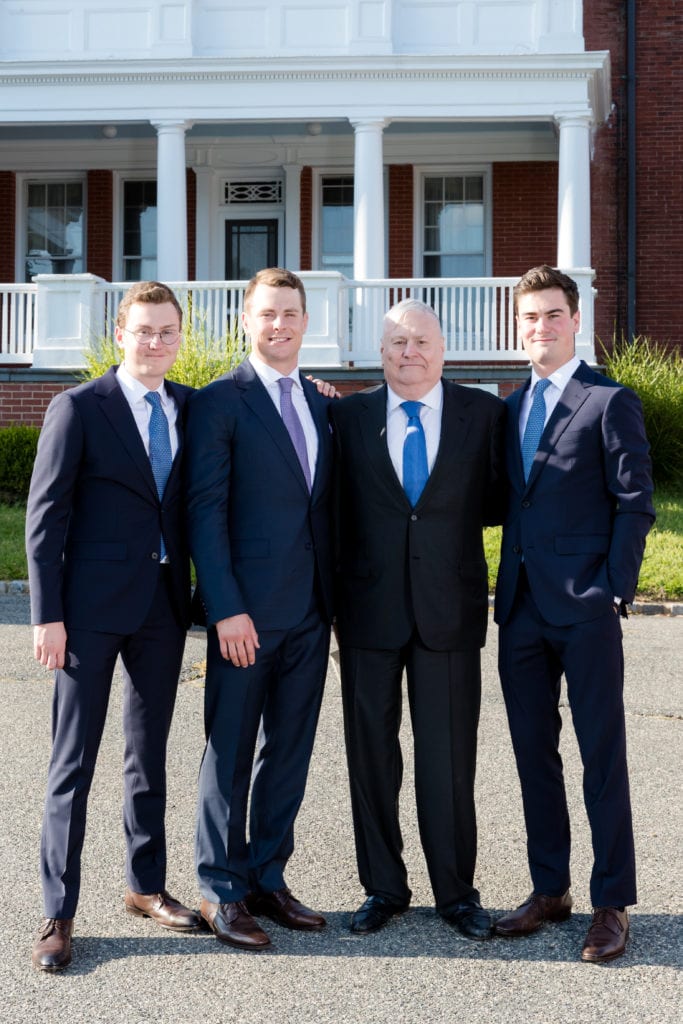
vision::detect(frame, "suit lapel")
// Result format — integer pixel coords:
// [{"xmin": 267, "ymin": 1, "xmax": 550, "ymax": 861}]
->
[
  {"xmin": 421, "ymin": 381, "xmax": 473, "ymax": 504},
  {"xmin": 95, "ymin": 367, "xmax": 159, "ymax": 501},
  {"xmin": 526, "ymin": 363, "xmax": 592, "ymax": 487},
  {"xmin": 507, "ymin": 382, "xmax": 528, "ymax": 489},
  {"xmin": 235, "ymin": 360, "xmax": 311, "ymax": 495},
  {"xmin": 301, "ymin": 374, "xmax": 332, "ymax": 499},
  {"xmin": 357, "ymin": 385, "xmax": 410, "ymax": 506}
]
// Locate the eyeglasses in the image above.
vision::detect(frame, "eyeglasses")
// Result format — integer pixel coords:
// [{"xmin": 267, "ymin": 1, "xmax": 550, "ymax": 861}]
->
[{"xmin": 123, "ymin": 327, "xmax": 181, "ymax": 346}]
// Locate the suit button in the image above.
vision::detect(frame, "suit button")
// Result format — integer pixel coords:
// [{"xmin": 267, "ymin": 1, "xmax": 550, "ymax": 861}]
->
[
  {"xmin": 512, "ymin": 545, "xmax": 522, "ymax": 554},
  {"xmin": 521, "ymin": 500, "xmax": 531, "ymax": 509},
  {"xmin": 410, "ymin": 514, "xmax": 418, "ymax": 521},
  {"xmin": 151, "ymin": 552, "xmax": 159, "ymax": 560}
]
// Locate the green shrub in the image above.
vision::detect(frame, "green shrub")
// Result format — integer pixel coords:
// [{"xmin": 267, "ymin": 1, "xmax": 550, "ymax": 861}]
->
[
  {"xmin": 600, "ymin": 337, "xmax": 683, "ymax": 486},
  {"xmin": 83, "ymin": 314, "xmax": 248, "ymax": 389},
  {"xmin": 0, "ymin": 424, "xmax": 40, "ymax": 500}
]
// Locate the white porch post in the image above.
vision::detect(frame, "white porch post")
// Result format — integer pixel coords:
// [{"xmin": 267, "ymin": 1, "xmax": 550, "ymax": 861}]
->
[
  {"xmin": 152, "ymin": 119, "xmax": 191, "ymax": 281},
  {"xmin": 283, "ymin": 163, "xmax": 302, "ymax": 270},
  {"xmin": 556, "ymin": 112, "xmax": 592, "ymax": 269},
  {"xmin": 351, "ymin": 118, "xmax": 387, "ymax": 279}
]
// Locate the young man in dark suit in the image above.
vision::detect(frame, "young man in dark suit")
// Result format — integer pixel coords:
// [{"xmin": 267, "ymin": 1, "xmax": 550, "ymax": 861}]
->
[
  {"xmin": 26, "ymin": 281, "xmax": 201, "ymax": 971},
  {"xmin": 331, "ymin": 299, "xmax": 506, "ymax": 939},
  {"xmin": 185, "ymin": 268, "xmax": 334, "ymax": 950},
  {"xmin": 493, "ymin": 266, "xmax": 655, "ymax": 962}
]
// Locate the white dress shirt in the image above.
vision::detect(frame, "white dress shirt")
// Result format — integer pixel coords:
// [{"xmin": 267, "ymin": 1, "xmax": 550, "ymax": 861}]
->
[
  {"xmin": 518, "ymin": 355, "xmax": 582, "ymax": 443},
  {"xmin": 116, "ymin": 363, "xmax": 179, "ymax": 459},
  {"xmin": 385, "ymin": 380, "xmax": 443, "ymax": 486},
  {"xmin": 248, "ymin": 352, "xmax": 319, "ymax": 482}
]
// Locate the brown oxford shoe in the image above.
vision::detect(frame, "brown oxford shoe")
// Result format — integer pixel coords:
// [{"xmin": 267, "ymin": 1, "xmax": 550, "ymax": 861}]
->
[
  {"xmin": 31, "ymin": 917, "xmax": 74, "ymax": 971},
  {"xmin": 494, "ymin": 890, "xmax": 573, "ymax": 936},
  {"xmin": 200, "ymin": 898, "xmax": 271, "ymax": 949},
  {"xmin": 124, "ymin": 889, "xmax": 202, "ymax": 932},
  {"xmin": 581, "ymin": 907, "xmax": 629, "ymax": 963},
  {"xmin": 246, "ymin": 887, "xmax": 326, "ymax": 931}
]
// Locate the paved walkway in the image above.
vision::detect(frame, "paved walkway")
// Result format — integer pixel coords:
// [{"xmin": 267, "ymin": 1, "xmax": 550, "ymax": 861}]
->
[{"xmin": 0, "ymin": 593, "xmax": 680, "ymax": 1024}]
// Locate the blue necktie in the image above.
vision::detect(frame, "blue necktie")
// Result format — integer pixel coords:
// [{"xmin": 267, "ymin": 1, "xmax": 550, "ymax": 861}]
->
[
  {"xmin": 521, "ymin": 378, "xmax": 551, "ymax": 482},
  {"xmin": 278, "ymin": 376, "xmax": 312, "ymax": 491},
  {"xmin": 401, "ymin": 400, "xmax": 429, "ymax": 507},
  {"xmin": 145, "ymin": 391, "xmax": 172, "ymax": 558}
]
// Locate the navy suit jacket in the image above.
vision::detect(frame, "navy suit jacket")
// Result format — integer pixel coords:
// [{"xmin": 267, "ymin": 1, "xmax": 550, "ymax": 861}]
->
[
  {"xmin": 26, "ymin": 366, "xmax": 193, "ymax": 633},
  {"xmin": 185, "ymin": 359, "xmax": 334, "ymax": 631},
  {"xmin": 332, "ymin": 379, "xmax": 506, "ymax": 651},
  {"xmin": 494, "ymin": 360, "xmax": 655, "ymax": 628}
]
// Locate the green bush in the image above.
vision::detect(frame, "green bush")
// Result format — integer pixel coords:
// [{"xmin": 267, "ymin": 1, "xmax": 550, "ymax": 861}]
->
[
  {"xmin": 0, "ymin": 424, "xmax": 40, "ymax": 500},
  {"xmin": 84, "ymin": 314, "xmax": 249, "ymax": 389},
  {"xmin": 600, "ymin": 337, "xmax": 683, "ymax": 486}
]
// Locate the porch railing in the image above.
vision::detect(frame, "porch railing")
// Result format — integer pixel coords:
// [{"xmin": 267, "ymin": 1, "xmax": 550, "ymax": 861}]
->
[
  {"xmin": 2, "ymin": 271, "xmax": 595, "ymax": 369},
  {"xmin": 0, "ymin": 284, "xmax": 37, "ymax": 363}
]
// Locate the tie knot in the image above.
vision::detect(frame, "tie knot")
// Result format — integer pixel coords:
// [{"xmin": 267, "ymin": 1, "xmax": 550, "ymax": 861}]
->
[
  {"xmin": 401, "ymin": 400, "xmax": 423, "ymax": 419},
  {"xmin": 534, "ymin": 378, "xmax": 551, "ymax": 397},
  {"xmin": 278, "ymin": 376, "xmax": 295, "ymax": 395},
  {"xmin": 145, "ymin": 390, "xmax": 162, "ymax": 408}
]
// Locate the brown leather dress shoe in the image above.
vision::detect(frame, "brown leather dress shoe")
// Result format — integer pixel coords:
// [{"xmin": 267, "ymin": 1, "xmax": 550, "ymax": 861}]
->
[
  {"xmin": 246, "ymin": 888, "xmax": 326, "ymax": 931},
  {"xmin": 124, "ymin": 889, "xmax": 202, "ymax": 932},
  {"xmin": 32, "ymin": 917, "xmax": 74, "ymax": 971},
  {"xmin": 494, "ymin": 890, "xmax": 572, "ymax": 936},
  {"xmin": 581, "ymin": 907, "xmax": 629, "ymax": 963},
  {"xmin": 200, "ymin": 898, "xmax": 271, "ymax": 949}
]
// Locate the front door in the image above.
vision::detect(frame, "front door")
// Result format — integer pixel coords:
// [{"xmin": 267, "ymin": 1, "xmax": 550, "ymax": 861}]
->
[{"xmin": 225, "ymin": 219, "xmax": 279, "ymax": 280}]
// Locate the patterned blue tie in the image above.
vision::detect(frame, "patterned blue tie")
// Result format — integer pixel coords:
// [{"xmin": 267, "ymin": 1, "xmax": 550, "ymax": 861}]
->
[
  {"xmin": 521, "ymin": 378, "xmax": 551, "ymax": 482},
  {"xmin": 401, "ymin": 400, "xmax": 429, "ymax": 507},
  {"xmin": 145, "ymin": 391, "xmax": 172, "ymax": 559},
  {"xmin": 278, "ymin": 376, "xmax": 312, "ymax": 491}
]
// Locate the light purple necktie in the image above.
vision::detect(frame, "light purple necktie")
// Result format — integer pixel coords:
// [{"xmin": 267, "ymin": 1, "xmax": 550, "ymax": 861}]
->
[{"xmin": 277, "ymin": 376, "xmax": 312, "ymax": 491}]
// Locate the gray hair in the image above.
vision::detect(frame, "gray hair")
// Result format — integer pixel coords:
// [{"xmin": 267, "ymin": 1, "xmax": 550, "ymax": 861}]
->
[{"xmin": 382, "ymin": 299, "xmax": 442, "ymax": 337}]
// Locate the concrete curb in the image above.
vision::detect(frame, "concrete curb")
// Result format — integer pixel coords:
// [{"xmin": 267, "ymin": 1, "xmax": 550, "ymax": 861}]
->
[{"xmin": 3, "ymin": 578, "xmax": 682, "ymax": 615}]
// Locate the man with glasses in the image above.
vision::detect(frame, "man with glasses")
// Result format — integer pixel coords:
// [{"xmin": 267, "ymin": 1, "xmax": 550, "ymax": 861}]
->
[{"xmin": 26, "ymin": 281, "xmax": 201, "ymax": 972}]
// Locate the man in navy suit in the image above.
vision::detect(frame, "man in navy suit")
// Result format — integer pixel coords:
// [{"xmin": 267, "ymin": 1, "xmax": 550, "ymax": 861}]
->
[
  {"xmin": 26, "ymin": 282, "xmax": 201, "ymax": 972},
  {"xmin": 493, "ymin": 266, "xmax": 655, "ymax": 962},
  {"xmin": 185, "ymin": 268, "xmax": 334, "ymax": 950}
]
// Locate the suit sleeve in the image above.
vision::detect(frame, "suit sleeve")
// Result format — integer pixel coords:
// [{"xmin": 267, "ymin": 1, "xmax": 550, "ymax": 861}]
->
[
  {"xmin": 184, "ymin": 386, "xmax": 247, "ymax": 626},
  {"xmin": 603, "ymin": 386, "xmax": 655, "ymax": 602},
  {"xmin": 25, "ymin": 391, "xmax": 84, "ymax": 625}
]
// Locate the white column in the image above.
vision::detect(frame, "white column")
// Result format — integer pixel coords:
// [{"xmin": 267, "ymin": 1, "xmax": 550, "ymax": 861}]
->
[
  {"xmin": 193, "ymin": 162, "xmax": 214, "ymax": 281},
  {"xmin": 556, "ymin": 112, "xmax": 592, "ymax": 269},
  {"xmin": 152, "ymin": 119, "xmax": 191, "ymax": 281},
  {"xmin": 283, "ymin": 163, "xmax": 302, "ymax": 270},
  {"xmin": 350, "ymin": 118, "xmax": 388, "ymax": 279}
]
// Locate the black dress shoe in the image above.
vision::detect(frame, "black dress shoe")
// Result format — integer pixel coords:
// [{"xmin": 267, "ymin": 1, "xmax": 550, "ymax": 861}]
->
[
  {"xmin": 441, "ymin": 900, "xmax": 493, "ymax": 940},
  {"xmin": 246, "ymin": 888, "xmax": 326, "ymax": 930},
  {"xmin": 350, "ymin": 895, "xmax": 409, "ymax": 934},
  {"xmin": 31, "ymin": 917, "xmax": 74, "ymax": 971}
]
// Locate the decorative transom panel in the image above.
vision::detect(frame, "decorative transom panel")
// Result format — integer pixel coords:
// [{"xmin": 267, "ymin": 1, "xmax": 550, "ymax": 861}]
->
[{"xmin": 224, "ymin": 180, "xmax": 283, "ymax": 204}]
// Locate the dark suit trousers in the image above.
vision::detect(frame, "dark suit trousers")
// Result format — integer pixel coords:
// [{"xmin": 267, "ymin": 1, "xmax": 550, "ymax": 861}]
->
[
  {"xmin": 498, "ymin": 576, "xmax": 636, "ymax": 908},
  {"xmin": 340, "ymin": 636, "xmax": 481, "ymax": 913},
  {"xmin": 41, "ymin": 568, "xmax": 186, "ymax": 918},
  {"xmin": 195, "ymin": 600, "xmax": 330, "ymax": 903}
]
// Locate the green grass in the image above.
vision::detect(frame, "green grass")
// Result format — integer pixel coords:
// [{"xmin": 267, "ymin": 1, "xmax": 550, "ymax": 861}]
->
[
  {"xmin": 483, "ymin": 484, "xmax": 682, "ymax": 601},
  {"xmin": 3, "ymin": 487, "xmax": 682, "ymax": 601}
]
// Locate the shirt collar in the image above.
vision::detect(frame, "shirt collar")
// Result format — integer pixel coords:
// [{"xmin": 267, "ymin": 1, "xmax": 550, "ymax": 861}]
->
[
  {"xmin": 386, "ymin": 379, "xmax": 443, "ymax": 413},
  {"xmin": 530, "ymin": 355, "xmax": 581, "ymax": 393},
  {"xmin": 116, "ymin": 362, "xmax": 168, "ymax": 404},
  {"xmin": 249, "ymin": 351, "xmax": 302, "ymax": 389}
]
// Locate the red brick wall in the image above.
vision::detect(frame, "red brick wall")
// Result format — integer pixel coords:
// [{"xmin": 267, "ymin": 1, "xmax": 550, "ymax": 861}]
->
[
  {"xmin": 388, "ymin": 165, "xmax": 414, "ymax": 277},
  {"xmin": 86, "ymin": 171, "xmax": 113, "ymax": 280},
  {"xmin": 0, "ymin": 382, "xmax": 73, "ymax": 428},
  {"xmin": 0, "ymin": 173, "xmax": 17, "ymax": 283},
  {"xmin": 492, "ymin": 163, "xmax": 558, "ymax": 276},
  {"xmin": 585, "ymin": 0, "xmax": 682, "ymax": 349},
  {"xmin": 300, "ymin": 167, "xmax": 312, "ymax": 270}
]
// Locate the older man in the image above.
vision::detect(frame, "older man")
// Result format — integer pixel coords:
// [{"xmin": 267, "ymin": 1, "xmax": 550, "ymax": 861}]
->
[{"xmin": 331, "ymin": 299, "xmax": 505, "ymax": 938}]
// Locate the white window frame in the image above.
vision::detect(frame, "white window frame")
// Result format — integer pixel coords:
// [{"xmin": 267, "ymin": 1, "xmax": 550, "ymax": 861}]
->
[
  {"xmin": 113, "ymin": 170, "xmax": 157, "ymax": 282},
  {"xmin": 413, "ymin": 166, "xmax": 493, "ymax": 278},
  {"xmin": 215, "ymin": 174, "xmax": 285, "ymax": 278},
  {"xmin": 312, "ymin": 167, "xmax": 389, "ymax": 276},
  {"xmin": 16, "ymin": 172, "xmax": 87, "ymax": 282}
]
